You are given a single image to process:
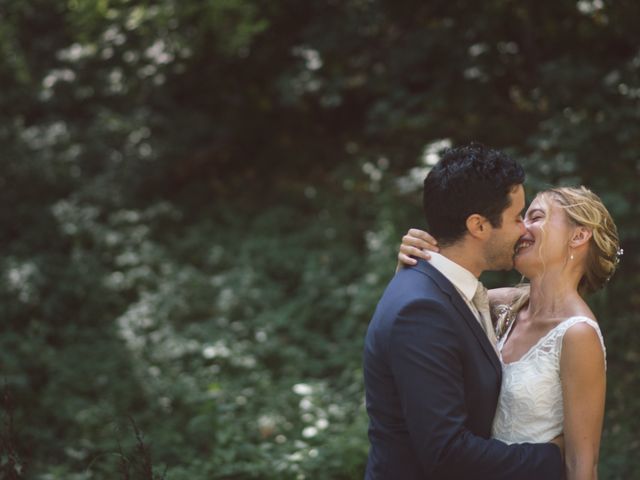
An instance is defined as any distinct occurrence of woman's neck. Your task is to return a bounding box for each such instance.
[525,269,584,322]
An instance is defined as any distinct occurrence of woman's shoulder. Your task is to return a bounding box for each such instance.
[559,316,607,371]
[559,315,606,362]
[560,314,602,337]
[557,302,599,334]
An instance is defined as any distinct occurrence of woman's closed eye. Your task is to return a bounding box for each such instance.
[526,208,545,222]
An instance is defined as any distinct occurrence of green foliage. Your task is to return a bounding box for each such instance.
[0,0,639,478]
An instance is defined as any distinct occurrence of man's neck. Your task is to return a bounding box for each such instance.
[438,243,484,278]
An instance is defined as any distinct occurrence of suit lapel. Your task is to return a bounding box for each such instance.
[412,260,502,377]
[449,292,502,377]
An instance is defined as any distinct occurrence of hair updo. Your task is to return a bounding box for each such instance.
[537,186,620,295]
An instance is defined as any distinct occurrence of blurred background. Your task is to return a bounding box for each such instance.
[1,0,638,478]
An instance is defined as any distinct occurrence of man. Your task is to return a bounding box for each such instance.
[363,144,563,479]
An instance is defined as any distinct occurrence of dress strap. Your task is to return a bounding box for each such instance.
[556,316,606,367]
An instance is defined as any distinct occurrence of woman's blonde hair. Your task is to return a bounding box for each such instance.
[538,186,620,295]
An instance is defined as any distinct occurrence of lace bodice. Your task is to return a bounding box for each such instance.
[491,312,606,444]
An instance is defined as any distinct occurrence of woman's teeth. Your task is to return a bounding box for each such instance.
[516,240,534,253]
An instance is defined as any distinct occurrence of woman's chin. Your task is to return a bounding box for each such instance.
[514,255,535,278]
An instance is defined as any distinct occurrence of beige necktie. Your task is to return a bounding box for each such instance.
[472,283,498,351]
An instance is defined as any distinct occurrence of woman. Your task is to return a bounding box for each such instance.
[396,186,621,480]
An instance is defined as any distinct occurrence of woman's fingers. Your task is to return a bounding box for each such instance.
[408,228,437,244]
[399,244,432,262]
[408,228,438,246]
[402,230,439,252]
[397,252,418,266]
[396,228,438,271]
[401,234,425,249]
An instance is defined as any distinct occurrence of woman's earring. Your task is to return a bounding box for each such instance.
[570,253,574,260]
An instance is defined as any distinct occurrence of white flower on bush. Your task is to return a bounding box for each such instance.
[315,418,329,430]
[292,383,313,395]
[202,341,230,359]
[302,426,318,438]
[299,398,313,411]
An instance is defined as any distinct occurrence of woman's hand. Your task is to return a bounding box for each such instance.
[396,228,439,272]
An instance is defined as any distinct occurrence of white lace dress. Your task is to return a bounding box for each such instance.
[491,311,606,444]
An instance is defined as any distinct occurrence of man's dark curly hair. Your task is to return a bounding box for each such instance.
[422,143,525,246]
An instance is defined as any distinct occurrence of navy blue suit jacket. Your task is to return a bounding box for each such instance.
[363,259,563,479]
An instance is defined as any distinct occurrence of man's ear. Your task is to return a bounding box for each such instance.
[569,226,592,248]
[466,214,488,239]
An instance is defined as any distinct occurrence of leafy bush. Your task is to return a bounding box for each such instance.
[1,1,639,478]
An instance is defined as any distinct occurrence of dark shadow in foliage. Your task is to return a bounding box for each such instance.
[116,416,167,480]
[0,383,25,480]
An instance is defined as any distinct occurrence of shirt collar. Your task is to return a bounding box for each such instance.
[427,251,479,302]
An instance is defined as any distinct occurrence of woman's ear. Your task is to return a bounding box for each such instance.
[569,226,592,248]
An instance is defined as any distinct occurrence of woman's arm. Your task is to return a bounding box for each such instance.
[487,287,520,308]
[560,323,606,480]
